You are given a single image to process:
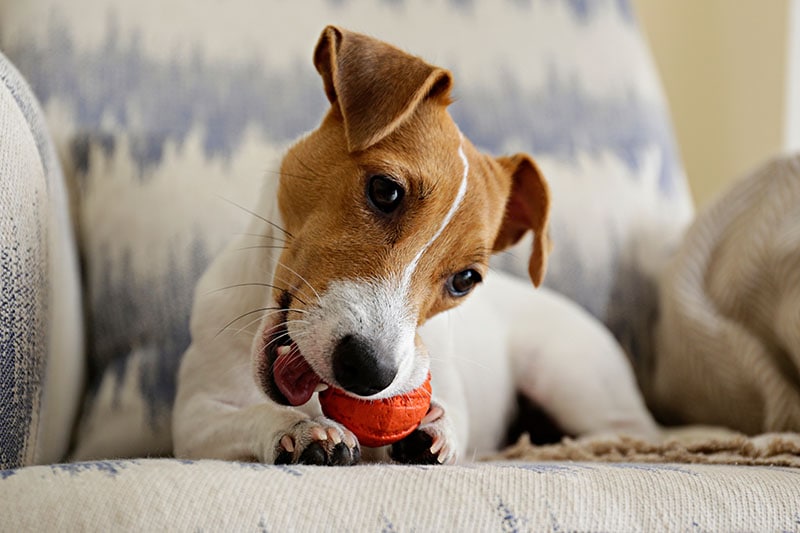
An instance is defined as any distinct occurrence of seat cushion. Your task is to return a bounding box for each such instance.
[1,459,798,530]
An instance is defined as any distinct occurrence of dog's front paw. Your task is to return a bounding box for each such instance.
[274,417,361,466]
[390,403,457,465]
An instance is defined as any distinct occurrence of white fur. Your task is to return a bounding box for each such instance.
[295,278,425,400]
[173,136,658,465]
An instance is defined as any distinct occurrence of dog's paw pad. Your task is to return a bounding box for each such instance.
[390,429,439,464]
[331,442,358,465]
[390,404,457,465]
[274,418,360,466]
[298,441,328,465]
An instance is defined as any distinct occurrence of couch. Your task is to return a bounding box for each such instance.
[2,1,799,529]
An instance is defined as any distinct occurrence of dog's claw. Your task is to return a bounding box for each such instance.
[280,435,295,453]
[390,401,457,465]
[430,435,444,454]
[421,405,444,425]
[311,427,328,441]
[437,444,455,465]
[327,427,342,444]
[343,430,357,449]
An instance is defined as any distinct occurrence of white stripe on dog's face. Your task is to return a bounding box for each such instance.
[288,137,471,397]
[400,136,469,291]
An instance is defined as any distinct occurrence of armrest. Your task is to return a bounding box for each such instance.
[0,51,84,468]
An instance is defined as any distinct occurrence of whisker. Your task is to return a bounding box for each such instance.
[235,232,290,244]
[276,261,321,302]
[263,328,310,352]
[231,312,310,340]
[216,194,294,239]
[215,307,283,338]
[234,245,290,252]
[234,253,319,308]
[263,319,310,342]
[205,283,308,307]
[270,270,318,308]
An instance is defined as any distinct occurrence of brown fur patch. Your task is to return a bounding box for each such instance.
[274,25,550,327]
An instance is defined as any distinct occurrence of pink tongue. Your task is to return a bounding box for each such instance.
[273,348,322,406]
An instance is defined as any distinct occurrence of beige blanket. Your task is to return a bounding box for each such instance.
[492,429,800,467]
[647,154,800,434]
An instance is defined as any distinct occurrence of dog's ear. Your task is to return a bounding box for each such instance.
[313,25,453,152]
[492,154,552,287]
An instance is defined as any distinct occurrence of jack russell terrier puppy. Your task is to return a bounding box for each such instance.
[173,26,658,465]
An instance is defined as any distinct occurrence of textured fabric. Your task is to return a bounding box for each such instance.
[652,154,800,433]
[0,52,48,469]
[495,430,800,467]
[0,51,84,467]
[1,459,799,531]
[0,0,693,459]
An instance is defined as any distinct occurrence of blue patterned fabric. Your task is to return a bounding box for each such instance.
[0,50,83,468]
[0,0,693,459]
[1,459,799,530]
[0,52,49,469]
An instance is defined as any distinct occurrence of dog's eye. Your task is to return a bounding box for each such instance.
[367,175,404,214]
[446,269,482,297]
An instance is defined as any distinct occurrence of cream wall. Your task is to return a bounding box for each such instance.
[633,0,790,207]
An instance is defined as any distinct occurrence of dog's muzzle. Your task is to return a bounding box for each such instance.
[260,317,399,405]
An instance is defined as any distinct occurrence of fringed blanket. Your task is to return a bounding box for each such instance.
[492,429,800,467]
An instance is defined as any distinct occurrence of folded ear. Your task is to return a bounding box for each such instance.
[313,25,453,152]
[492,154,552,287]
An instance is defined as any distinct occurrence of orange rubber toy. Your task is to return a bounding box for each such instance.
[318,374,432,448]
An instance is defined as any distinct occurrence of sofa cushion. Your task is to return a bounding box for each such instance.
[0,51,83,467]
[1,459,799,530]
[0,0,693,459]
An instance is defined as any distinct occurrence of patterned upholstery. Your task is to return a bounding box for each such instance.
[0,0,693,460]
[2,459,800,531]
[0,51,83,468]
[2,3,799,530]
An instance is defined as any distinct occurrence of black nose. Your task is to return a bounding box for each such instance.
[332,335,397,397]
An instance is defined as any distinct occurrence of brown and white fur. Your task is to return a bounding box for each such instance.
[173,26,658,465]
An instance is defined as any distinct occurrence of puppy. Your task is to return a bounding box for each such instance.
[173,26,657,465]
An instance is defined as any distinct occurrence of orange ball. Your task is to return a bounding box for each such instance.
[319,374,432,448]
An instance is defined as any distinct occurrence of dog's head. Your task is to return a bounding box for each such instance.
[255,26,550,406]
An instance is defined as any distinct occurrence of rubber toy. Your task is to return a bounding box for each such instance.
[319,373,432,447]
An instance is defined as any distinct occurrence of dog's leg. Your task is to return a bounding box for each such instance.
[174,344,361,465]
[482,271,660,440]
[173,230,363,466]
[389,314,469,464]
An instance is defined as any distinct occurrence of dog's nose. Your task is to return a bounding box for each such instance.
[332,334,397,397]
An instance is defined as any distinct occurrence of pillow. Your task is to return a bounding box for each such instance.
[0,0,693,458]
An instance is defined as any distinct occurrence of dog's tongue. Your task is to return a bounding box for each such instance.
[273,348,322,406]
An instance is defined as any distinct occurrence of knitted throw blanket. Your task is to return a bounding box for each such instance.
[649,154,800,433]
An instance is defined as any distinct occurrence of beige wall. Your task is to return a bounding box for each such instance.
[633,0,790,207]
